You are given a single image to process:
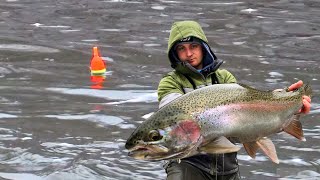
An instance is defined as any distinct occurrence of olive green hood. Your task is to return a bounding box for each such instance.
[168,21,208,52]
[167,21,223,77]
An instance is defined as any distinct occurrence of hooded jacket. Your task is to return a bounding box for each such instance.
[157,21,239,175]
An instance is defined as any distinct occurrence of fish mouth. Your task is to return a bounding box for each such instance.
[128,146,186,161]
[127,136,203,161]
[127,143,171,160]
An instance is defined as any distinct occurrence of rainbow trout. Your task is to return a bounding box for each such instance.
[125,83,312,164]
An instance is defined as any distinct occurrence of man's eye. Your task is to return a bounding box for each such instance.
[191,44,199,49]
[176,46,185,52]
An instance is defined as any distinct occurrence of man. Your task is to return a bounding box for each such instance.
[157,20,311,180]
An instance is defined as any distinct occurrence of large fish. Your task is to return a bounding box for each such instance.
[125,83,312,164]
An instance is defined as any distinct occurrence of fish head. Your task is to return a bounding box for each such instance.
[125,114,202,160]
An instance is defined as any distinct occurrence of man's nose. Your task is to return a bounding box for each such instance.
[186,48,193,57]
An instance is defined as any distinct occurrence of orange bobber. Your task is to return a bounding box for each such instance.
[90,46,106,75]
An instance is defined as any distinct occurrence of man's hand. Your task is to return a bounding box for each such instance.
[287,80,311,114]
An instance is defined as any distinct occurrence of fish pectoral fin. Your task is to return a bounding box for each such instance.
[243,142,259,159]
[200,136,240,154]
[283,115,306,141]
[256,137,279,164]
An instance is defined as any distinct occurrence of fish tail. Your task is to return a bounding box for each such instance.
[302,83,312,97]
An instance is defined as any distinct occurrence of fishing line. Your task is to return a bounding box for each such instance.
[222,153,225,180]
[215,155,218,180]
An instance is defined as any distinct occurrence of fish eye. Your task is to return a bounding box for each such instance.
[148,130,162,141]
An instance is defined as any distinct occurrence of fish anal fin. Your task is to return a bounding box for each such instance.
[257,137,279,164]
[283,115,306,141]
[243,142,260,159]
[200,136,240,154]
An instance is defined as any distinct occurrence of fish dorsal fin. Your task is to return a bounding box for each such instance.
[238,83,259,91]
[200,136,241,154]
[256,137,279,164]
[238,83,271,93]
[243,142,260,159]
[283,115,306,141]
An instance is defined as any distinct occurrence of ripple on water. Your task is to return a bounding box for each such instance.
[265,78,283,83]
[0,173,42,180]
[151,6,166,10]
[280,158,311,166]
[250,170,277,178]
[59,29,81,33]
[98,28,129,32]
[269,71,284,77]
[45,114,135,128]
[46,88,157,104]
[0,149,70,172]
[0,44,60,53]
[279,170,320,180]
[143,43,162,47]
[280,146,320,153]
[236,154,269,163]
[45,164,111,180]
[0,113,18,118]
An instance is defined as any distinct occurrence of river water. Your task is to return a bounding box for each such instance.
[0,0,319,179]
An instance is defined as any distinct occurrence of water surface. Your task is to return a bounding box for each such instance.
[0,0,320,179]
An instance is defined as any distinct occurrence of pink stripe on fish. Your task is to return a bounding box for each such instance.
[169,120,201,144]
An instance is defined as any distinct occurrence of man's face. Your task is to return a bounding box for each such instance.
[176,43,203,70]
